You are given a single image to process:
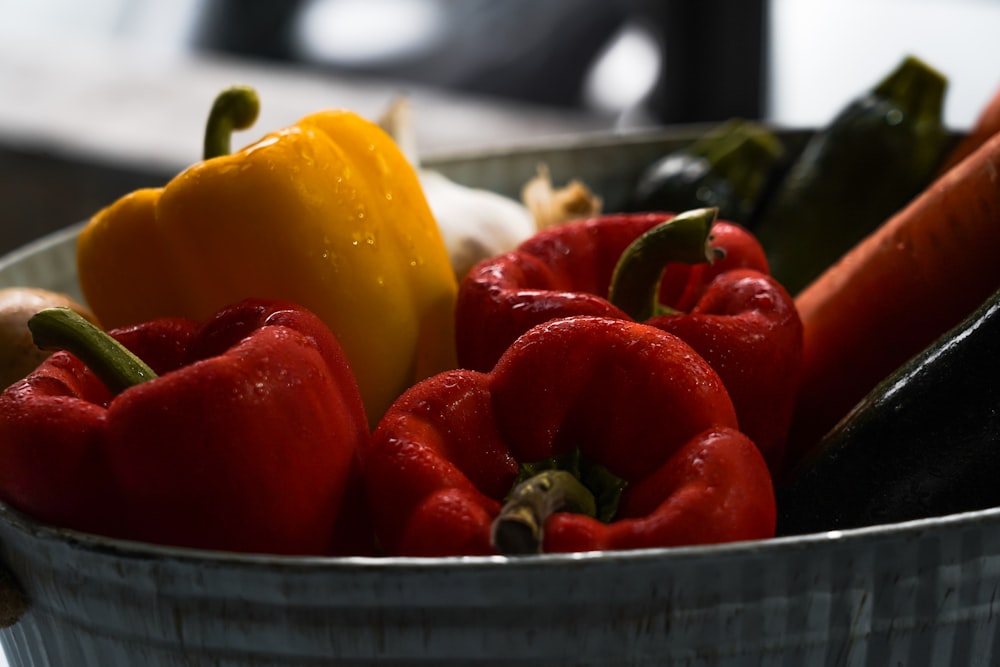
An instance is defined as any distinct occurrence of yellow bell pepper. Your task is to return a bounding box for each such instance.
[77,86,458,424]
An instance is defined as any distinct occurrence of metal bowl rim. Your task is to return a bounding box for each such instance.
[2,499,997,572]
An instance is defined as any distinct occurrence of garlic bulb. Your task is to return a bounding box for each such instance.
[418,169,538,279]
[379,97,536,280]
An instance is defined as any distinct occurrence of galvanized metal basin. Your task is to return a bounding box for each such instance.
[0,129,993,666]
[0,499,997,666]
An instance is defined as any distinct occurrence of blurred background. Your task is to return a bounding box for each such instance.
[1,0,999,256]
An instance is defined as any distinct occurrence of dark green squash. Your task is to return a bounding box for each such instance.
[626,119,784,225]
[754,55,950,295]
[776,286,1000,536]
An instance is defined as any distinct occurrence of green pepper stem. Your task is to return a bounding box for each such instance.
[203,85,261,160]
[607,207,719,322]
[28,307,157,396]
[490,469,597,556]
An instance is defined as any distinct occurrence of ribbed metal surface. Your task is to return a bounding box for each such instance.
[0,129,993,666]
[0,503,998,666]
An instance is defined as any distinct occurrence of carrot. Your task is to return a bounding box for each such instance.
[937,80,1000,173]
[783,128,1000,472]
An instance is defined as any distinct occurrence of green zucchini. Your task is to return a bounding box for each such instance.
[776,286,1000,536]
[626,119,784,224]
[754,55,949,295]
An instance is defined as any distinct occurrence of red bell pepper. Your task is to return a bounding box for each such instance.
[366,315,776,557]
[456,208,802,471]
[0,299,372,556]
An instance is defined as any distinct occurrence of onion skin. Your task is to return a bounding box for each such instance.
[0,287,97,389]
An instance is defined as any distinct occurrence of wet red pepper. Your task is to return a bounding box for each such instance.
[366,315,776,557]
[0,299,372,555]
[456,209,802,471]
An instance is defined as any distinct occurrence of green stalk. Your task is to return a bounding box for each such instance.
[491,469,597,556]
[28,307,157,396]
[702,123,784,211]
[203,85,261,160]
[872,55,948,172]
[607,207,719,321]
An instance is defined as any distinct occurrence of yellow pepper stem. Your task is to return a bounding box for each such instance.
[203,85,261,160]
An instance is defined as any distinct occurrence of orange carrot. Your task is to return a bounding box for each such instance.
[784,128,1000,472]
[938,80,1000,173]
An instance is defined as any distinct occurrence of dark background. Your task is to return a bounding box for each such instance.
[1,0,996,257]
